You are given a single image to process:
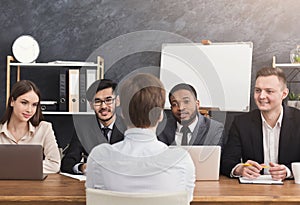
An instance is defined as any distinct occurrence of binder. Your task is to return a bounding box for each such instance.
[79,68,87,112]
[68,69,80,112]
[40,101,58,111]
[58,68,68,111]
[86,68,97,112]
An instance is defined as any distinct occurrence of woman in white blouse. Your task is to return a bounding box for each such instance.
[0,80,60,173]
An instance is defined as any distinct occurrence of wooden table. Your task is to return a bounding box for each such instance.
[0,174,85,205]
[0,174,300,204]
[192,176,300,205]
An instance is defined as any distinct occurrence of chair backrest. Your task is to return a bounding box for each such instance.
[86,188,189,205]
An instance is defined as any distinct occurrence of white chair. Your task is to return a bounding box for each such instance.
[86,188,189,205]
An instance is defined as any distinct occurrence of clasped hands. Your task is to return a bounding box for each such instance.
[234,160,287,180]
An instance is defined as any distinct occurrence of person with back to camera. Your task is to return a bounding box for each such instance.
[86,73,195,202]
[158,83,224,146]
[0,80,60,173]
[61,79,125,175]
[221,67,300,180]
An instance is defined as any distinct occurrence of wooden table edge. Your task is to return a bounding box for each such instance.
[193,196,300,202]
[0,196,85,202]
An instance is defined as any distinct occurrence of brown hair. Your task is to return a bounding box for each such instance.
[256,67,287,89]
[118,73,165,128]
[1,80,43,126]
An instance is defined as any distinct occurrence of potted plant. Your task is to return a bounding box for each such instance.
[287,91,300,109]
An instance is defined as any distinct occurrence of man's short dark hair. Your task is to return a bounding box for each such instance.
[168,83,197,103]
[86,79,117,102]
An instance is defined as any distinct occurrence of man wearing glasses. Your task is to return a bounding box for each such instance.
[61,79,125,174]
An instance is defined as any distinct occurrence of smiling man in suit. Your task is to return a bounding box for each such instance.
[221,67,300,181]
[158,83,224,146]
[61,79,125,174]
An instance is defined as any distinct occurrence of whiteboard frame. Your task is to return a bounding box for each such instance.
[160,42,253,112]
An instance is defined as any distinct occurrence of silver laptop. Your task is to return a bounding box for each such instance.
[0,144,47,180]
[181,145,221,180]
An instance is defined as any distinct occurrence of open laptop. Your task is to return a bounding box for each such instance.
[0,144,47,180]
[181,145,221,180]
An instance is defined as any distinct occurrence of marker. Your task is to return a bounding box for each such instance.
[243,163,270,169]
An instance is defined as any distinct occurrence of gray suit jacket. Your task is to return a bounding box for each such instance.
[158,113,224,146]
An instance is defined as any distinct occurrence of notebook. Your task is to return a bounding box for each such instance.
[239,175,283,185]
[0,144,47,180]
[181,145,221,180]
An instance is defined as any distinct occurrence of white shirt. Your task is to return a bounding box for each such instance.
[175,116,198,145]
[86,127,195,202]
[261,110,282,174]
[261,108,291,177]
[99,122,114,142]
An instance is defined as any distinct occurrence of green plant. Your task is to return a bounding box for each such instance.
[288,92,300,101]
[294,55,300,63]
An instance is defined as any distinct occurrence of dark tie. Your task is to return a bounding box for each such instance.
[180,126,190,145]
[101,127,111,141]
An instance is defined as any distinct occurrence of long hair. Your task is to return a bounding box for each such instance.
[1,80,43,126]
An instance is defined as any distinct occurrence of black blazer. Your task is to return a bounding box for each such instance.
[158,113,224,146]
[221,105,300,177]
[61,115,125,174]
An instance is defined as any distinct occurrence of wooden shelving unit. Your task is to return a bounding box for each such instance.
[272,55,300,85]
[6,56,104,115]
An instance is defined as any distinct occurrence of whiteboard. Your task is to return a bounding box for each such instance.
[160,42,253,112]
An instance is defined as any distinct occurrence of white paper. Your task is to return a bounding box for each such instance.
[60,172,86,181]
[239,175,283,185]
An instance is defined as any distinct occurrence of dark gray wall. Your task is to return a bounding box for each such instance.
[1,0,300,146]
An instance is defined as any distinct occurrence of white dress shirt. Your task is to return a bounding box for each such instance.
[175,116,198,145]
[86,127,195,202]
[261,108,291,177]
[261,111,281,174]
[99,122,114,142]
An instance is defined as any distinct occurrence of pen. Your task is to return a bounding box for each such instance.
[243,163,270,169]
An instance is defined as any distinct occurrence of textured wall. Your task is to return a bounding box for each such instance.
[1,0,300,145]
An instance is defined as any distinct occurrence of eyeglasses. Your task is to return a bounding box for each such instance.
[92,97,115,106]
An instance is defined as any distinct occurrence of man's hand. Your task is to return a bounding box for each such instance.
[80,163,87,174]
[269,162,287,180]
[234,160,265,179]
